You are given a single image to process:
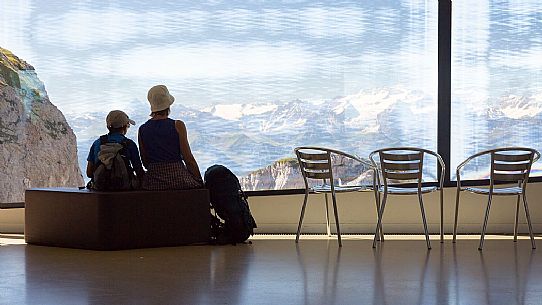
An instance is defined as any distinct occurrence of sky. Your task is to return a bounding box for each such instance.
[1,0,541,178]
[1,0,540,117]
[0,0,438,115]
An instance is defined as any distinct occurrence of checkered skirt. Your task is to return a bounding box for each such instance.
[143,161,203,190]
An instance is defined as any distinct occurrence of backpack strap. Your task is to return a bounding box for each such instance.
[88,135,109,190]
[99,134,109,145]
[100,135,129,153]
[119,139,135,175]
[95,135,110,169]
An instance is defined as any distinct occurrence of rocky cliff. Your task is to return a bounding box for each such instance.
[0,47,83,203]
[240,155,373,191]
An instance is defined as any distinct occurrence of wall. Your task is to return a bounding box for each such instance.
[1,184,542,235]
[251,184,542,234]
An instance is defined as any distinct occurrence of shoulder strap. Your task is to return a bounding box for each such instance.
[119,139,135,173]
[99,134,109,145]
[121,139,130,148]
[100,134,130,149]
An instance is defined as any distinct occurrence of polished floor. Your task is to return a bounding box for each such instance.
[1,234,541,305]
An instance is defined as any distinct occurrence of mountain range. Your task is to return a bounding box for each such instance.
[67,87,542,190]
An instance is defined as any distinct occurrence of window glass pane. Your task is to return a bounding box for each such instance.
[452,1,542,180]
[1,0,437,191]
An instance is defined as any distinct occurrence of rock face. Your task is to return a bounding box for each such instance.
[0,47,83,203]
[240,155,373,191]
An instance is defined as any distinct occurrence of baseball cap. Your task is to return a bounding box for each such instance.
[106,110,135,128]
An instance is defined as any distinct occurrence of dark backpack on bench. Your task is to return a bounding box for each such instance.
[204,164,257,244]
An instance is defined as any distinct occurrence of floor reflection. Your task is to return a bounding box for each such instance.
[0,238,540,304]
[477,244,535,305]
[22,244,237,304]
[296,241,343,305]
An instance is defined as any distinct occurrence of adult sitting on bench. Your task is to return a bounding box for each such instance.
[138,84,203,190]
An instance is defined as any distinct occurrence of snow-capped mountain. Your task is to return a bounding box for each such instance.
[202,103,278,121]
[494,94,542,119]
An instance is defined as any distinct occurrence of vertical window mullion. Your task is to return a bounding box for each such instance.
[438,0,452,184]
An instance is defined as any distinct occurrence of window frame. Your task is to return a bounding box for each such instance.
[246,0,542,196]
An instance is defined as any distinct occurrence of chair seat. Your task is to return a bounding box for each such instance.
[463,186,522,195]
[377,186,437,195]
[312,184,368,193]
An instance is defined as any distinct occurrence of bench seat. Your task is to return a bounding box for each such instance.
[25,187,210,250]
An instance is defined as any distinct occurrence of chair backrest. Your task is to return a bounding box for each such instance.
[294,147,333,188]
[373,148,424,186]
[490,148,537,184]
[369,147,445,190]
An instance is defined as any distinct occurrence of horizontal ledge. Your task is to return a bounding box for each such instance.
[0,202,24,209]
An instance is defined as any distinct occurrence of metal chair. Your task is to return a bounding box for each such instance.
[294,147,376,247]
[452,147,540,250]
[370,147,445,249]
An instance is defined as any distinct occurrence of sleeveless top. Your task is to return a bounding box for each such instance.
[138,118,183,164]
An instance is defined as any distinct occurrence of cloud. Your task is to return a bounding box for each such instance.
[30,5,368,49]
[34,8,139,49]
[297,6,366,38]
[0,0,35,61]
[84,42,314,79]
[490,47,542,70]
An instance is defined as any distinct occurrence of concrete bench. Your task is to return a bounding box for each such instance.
[25,187,211,250]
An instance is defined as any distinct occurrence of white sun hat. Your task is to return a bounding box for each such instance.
[147,85,175,112]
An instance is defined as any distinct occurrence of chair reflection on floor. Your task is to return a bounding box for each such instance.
[372,242,431,304]
[478,245,535,305]
[453,147,540,250]
[295,243,342,304]
[294,147,376,247]
[370,147,445,249]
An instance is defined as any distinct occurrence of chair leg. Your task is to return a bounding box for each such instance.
[373,193,388,248]
[378,191,384,241]
[514,194,520,242]
[295,190,310,243]
[324,193,331,237]
[418,193,431,250]
[330,191,342,247]
[522,192,536,249]
[440,189,444,243]
[373,188,384,242]
[453,187,461,243]
[373,173,384,241]
[478,193,493,250]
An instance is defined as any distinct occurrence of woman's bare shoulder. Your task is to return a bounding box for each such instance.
[174,119,186,127]
[174,120,187,135]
